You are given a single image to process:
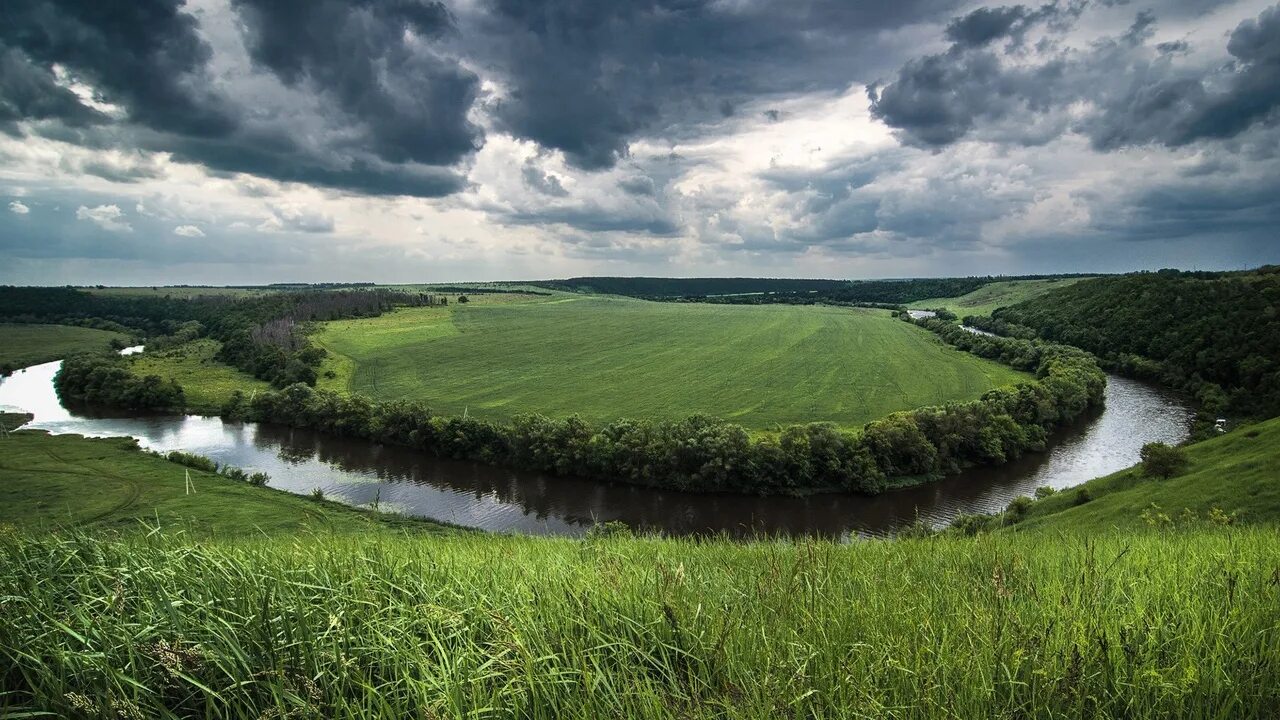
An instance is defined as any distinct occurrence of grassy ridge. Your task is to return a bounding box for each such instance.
[908,278,1089,319]
[314,296,1028,429]
[0,323,127,371]
[2,527,1277,718]
[0,429,444,536]
[1012,416,1280,533]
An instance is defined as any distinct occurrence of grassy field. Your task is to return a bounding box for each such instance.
[908,278,1091,319]
[1011,415,1280,533]
[0,426,443,536]
[0,323,128,371]
[314,296,1028,429]
[128,339,271,414]
[1,524,1276,718]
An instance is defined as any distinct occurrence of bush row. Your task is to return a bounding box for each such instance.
[227,321,1105,495]
[54,353,185,411]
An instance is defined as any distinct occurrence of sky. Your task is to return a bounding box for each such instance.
[1,0,1278,285]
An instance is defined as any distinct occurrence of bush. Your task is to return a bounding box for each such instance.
[1073,487,1093,505]
[166,451,217,473]
[1033,485,1056,499]
[1140,442,1189,479]
[247,472,270,487]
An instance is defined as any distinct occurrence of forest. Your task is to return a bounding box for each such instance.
[979,267,1280,418]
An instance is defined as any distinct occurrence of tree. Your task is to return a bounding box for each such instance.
[1140,442,1189,479]
[457,295,469,303]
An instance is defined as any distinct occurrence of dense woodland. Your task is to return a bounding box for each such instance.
[227,319,1103,495]
[526,277,852,297]
[978,268,1280,418]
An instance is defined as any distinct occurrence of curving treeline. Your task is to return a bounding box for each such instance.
[225,318,1105,495]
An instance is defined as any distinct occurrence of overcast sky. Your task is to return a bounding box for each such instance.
[1,0,1278,284]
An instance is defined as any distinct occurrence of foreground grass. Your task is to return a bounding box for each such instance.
[0,428,445,536]
[1011,415,1280,533]
[314,296,1028,429]
[1,527,1277,718]
[128,339,271,414]
[0,323,128,371]
[908,278,1090,319]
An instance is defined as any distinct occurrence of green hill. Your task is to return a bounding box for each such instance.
[1011,416,1280,533]
[990,267,1280,417]
[907,277,1090,319]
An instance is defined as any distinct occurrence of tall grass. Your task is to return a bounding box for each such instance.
[2,527,1277,718]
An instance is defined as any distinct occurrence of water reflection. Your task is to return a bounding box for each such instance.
[0,357,1192,538]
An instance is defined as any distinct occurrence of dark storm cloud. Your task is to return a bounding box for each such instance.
[231,0,482,166]
[0,0,473,198]
[474,0,967,169]
[0,0,232,136]
[872,2,1280,153]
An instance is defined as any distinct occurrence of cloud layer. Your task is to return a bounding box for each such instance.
[1,0,1278,283]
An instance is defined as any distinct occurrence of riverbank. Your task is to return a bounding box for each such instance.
[0,427,449,536]
[0,356,1191,536]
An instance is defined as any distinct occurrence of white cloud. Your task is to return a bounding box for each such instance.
[174,224,206,237]
[8,201,29,215]
[75,204,132,232]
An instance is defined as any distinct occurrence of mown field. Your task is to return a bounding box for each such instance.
[0,323,128,371]
[314,296,1028,429]
[908,278,1090,319]
[127,339,271,414]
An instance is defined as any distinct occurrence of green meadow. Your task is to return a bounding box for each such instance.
[314,296,1028,429]
[2,497,1277,717]
[0,323,128,371]
[908,278,1091,319]
[127,339,271,414]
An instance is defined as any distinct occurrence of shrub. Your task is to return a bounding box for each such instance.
[1073,487,1092,505]
[166,451,217,473]
[247,472,270,486]
[1140,442,1189,479]
[1033,485,1056,499]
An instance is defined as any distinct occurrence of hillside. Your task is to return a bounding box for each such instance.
[991,268,1280,417]
[907,277,1089,319]
[0,323,128,372]
[2,520,1276,717]
[311,295,1028,429]
[1010,416,1280,533]
[0,426,444,536]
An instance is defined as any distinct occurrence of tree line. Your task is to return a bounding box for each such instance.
[973,267,1280,419]
[0,286,436,389]
[212,318,1104,495]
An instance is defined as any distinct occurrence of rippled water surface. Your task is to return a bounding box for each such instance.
[0,352,1192,537]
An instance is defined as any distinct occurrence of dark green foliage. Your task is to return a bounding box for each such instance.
[1140,442,1189,479]
[54,353,184,411]
[0,286,447,390]
[165,451,217,473]
[991,267,1280,417]
[242,322,1104,495]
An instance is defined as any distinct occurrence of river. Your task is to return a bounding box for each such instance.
[0,351,1193,538]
